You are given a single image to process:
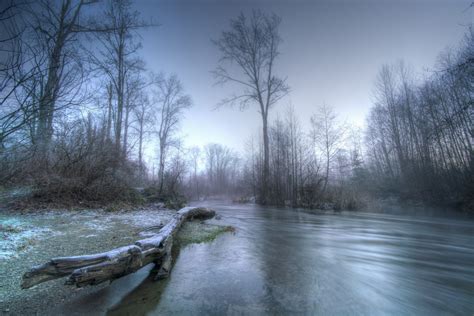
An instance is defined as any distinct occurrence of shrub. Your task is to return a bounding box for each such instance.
[6,118,144,208]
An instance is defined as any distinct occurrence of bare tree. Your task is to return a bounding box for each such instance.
[310,104,347,194]
[204,143,240,196]
[164,143,188,198]
[188,146,201,199]
[132,91,153,178]
[25,0,101,154]
[213,10,290,204]
[151,73,192,194]
[0,0,30,146]
[122,69,144,157]
[91,0,150,157]
[105,82,113,141]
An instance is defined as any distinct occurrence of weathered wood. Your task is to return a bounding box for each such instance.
[21,207,215,289]
[155,239,173,280]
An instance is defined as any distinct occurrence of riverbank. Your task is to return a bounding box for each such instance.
[0,206,231,315]
[231,194,473,216]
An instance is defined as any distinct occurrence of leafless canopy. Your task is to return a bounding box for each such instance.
[213,10,289,204]
[213,10,289,113]
[152,73,192,194]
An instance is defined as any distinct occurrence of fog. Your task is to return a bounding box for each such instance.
[136,0,471,152]
[1,1,473,314]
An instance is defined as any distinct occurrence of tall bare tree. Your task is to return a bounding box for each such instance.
[122,70,144,157]
[188,146,201,199]
[0,0,30,147]
[310,104,347,194]
[151,73,192,194]
[91,0,150,157]
[132,92,153,178]
[213,10,289,204]
[27,0,100,154]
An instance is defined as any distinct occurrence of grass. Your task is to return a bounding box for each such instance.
[0,224,24,234]
[16,238,37,252]
[176,221,235,246]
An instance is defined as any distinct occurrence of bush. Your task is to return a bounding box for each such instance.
[6,118,144,208]
[142,186,162,203]
[142,185,187,210]
[164,195,187,210]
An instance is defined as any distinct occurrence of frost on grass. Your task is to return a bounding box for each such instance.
[0,207,175,315]
[0,216,51,259]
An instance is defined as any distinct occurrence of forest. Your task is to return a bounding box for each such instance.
[0,0,472,212]
[1,1,474,315]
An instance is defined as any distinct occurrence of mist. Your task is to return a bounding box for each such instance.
[1,0,473,315]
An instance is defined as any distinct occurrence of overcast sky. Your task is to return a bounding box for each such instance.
[134,0,472,153]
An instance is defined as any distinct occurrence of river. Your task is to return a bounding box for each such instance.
[61,201,474,315]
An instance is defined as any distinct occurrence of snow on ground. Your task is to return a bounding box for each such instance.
[0,207,175,315]
[0,216,52,260]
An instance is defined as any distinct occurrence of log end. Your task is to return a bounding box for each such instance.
[21,262,67,289]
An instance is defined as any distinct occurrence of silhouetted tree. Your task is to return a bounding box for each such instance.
[151,73,192,194]
[213,10,290,204]
[310,104,347,194]
[91,0,150,158]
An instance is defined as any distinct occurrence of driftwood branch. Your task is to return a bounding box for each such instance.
[21,207,215,289]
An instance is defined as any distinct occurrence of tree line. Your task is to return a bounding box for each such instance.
[210,11,473,209]
[1,2,472,210]
[365,31,473,207]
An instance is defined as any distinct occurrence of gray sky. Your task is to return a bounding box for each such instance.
[136,0,472,153]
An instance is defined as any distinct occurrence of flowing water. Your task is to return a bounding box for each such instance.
[62,201,474,315]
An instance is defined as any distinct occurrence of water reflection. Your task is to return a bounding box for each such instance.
[62,202,474,315]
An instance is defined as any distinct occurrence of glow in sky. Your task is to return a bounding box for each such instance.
[135,0,472,154]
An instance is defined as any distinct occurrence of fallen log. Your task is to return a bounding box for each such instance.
[21,206,215,289]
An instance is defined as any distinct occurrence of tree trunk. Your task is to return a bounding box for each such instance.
[36,31,64,154]
[122,101,130,157]
[35,0,80,155]
[322,148,330,194]
[138,121,144,177]
[262,112,270,204]
[21,207,215,289]
[115,90,123,156]
[158,142,166,194]
[114,38,125,157]
[106,83,113,141]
